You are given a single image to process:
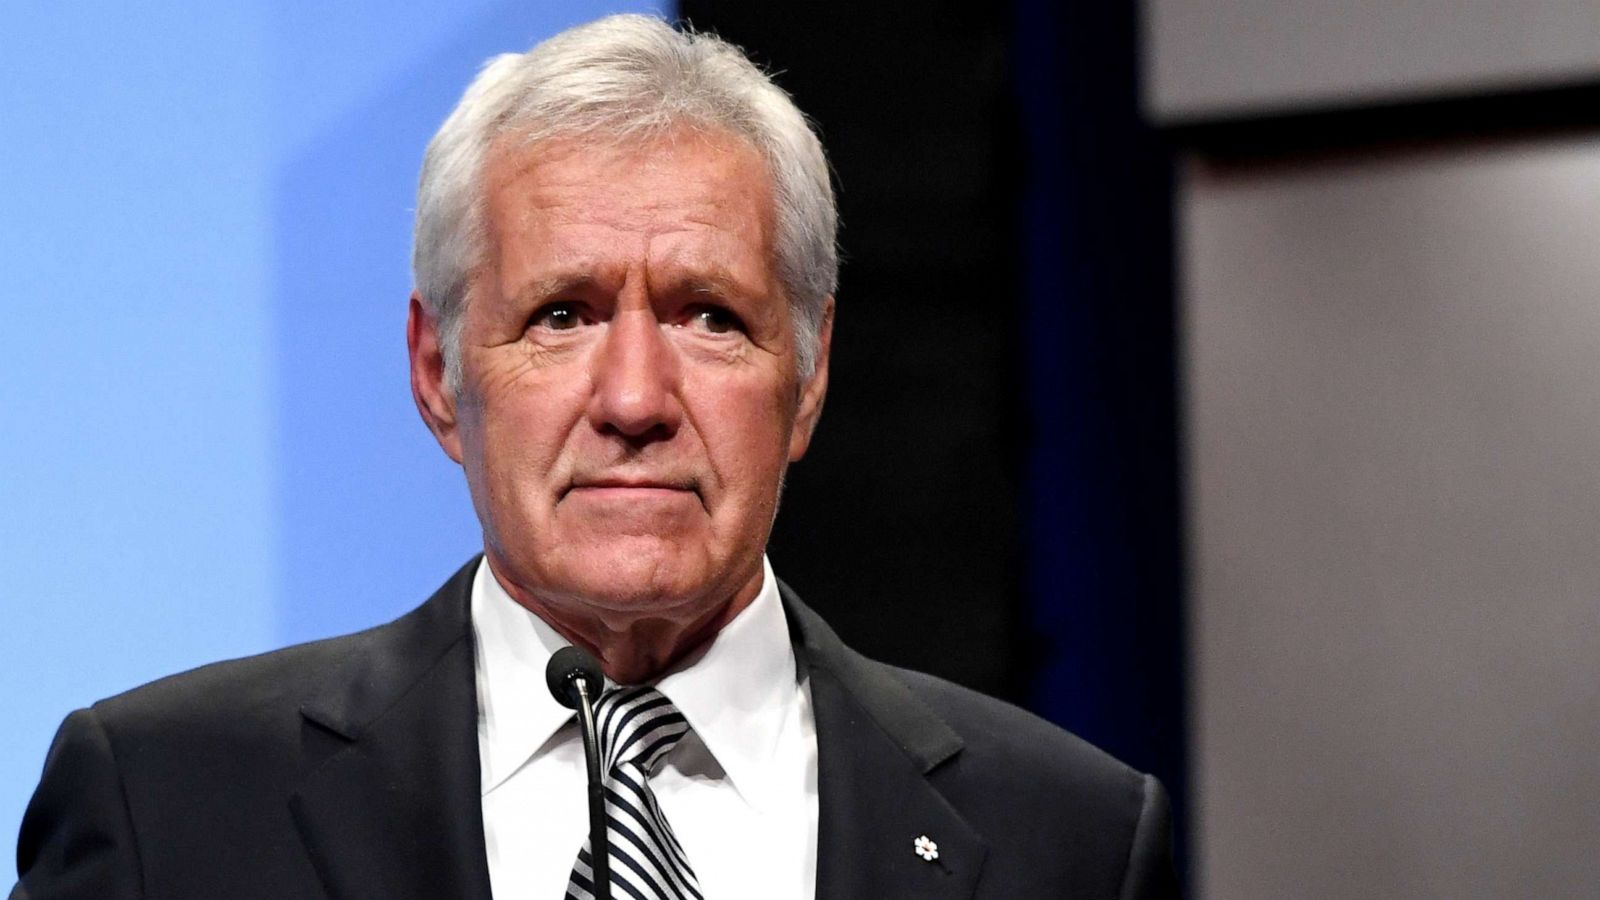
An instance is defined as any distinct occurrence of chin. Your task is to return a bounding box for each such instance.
[553,540,717,613]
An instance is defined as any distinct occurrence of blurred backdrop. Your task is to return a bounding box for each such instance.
[5,2,1599,897]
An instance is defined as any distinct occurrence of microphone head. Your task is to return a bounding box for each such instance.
[546,645,605,710]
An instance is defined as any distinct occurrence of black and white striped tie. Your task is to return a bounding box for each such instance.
[567,686,703,900]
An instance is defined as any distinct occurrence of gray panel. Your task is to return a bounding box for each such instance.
[1183,137,1600,898]
[1144,0,1600,122]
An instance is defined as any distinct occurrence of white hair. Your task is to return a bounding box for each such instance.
[412,14,838,394]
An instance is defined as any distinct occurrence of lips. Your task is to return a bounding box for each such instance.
[562,475,700,499]
[575,478,692,490]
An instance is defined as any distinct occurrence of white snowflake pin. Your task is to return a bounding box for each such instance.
[913,834,939,862]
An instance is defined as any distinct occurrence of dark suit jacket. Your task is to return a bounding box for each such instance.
[13,559,1179,899]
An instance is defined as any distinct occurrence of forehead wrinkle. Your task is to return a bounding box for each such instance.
[643,236,765,299]
[644,212,769,275]
[517,152,742,228]
[497,236,630,302]
[487,129,781,313]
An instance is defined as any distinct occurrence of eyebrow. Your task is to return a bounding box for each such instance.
[510,273,605,306]
[658,268,763,301]
[509,266,766,306]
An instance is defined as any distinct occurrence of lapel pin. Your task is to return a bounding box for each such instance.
[913,835,939,862]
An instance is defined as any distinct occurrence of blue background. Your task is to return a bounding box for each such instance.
[0,0,663,847]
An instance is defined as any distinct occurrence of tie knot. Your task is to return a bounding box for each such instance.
[594,686,690,775]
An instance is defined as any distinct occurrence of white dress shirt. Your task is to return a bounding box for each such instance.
[472,556,819,899]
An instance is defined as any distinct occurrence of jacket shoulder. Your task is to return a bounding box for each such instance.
[89,557,477,745]
[886,663,1148,807]
[880,663,1177,897]
[15,560,481,899]
[91,624,381,737]
[782,582,1153,823]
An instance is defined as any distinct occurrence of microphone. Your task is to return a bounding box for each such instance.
[546,646,611,900]
[546,645,605,710]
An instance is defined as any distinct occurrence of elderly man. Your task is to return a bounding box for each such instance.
[13,15,1178,900]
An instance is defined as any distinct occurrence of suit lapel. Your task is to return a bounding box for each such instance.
[289,560,493,900]
[784,585,988,900]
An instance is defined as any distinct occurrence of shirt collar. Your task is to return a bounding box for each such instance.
[472,558,576,796]
[471,555,800,809]
[654,555,799,810]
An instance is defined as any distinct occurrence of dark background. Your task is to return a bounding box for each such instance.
[682,0,1189,879]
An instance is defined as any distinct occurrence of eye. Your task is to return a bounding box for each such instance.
[529,301,584,332]
[685,305,745,335]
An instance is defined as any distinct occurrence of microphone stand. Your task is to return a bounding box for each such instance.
[547,646,611,900]
[572,676,611,900]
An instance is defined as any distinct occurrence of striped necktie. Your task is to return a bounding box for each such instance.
[567,686,703,900]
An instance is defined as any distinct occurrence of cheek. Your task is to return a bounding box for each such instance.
[698,378,799,496]
[468,369,588,499]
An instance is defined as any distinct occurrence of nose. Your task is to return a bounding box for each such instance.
[587,306,683,442]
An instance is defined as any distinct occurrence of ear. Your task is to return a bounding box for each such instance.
[407,292,464,464]
[788,297,834,462]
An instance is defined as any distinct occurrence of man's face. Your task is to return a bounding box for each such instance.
[410,128,830,629]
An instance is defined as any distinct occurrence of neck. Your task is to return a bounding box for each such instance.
[486,557,765,684]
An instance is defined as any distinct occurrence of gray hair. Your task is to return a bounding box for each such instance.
[412,14,838,394]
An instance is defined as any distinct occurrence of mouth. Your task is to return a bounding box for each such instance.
[562,476,701,500]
